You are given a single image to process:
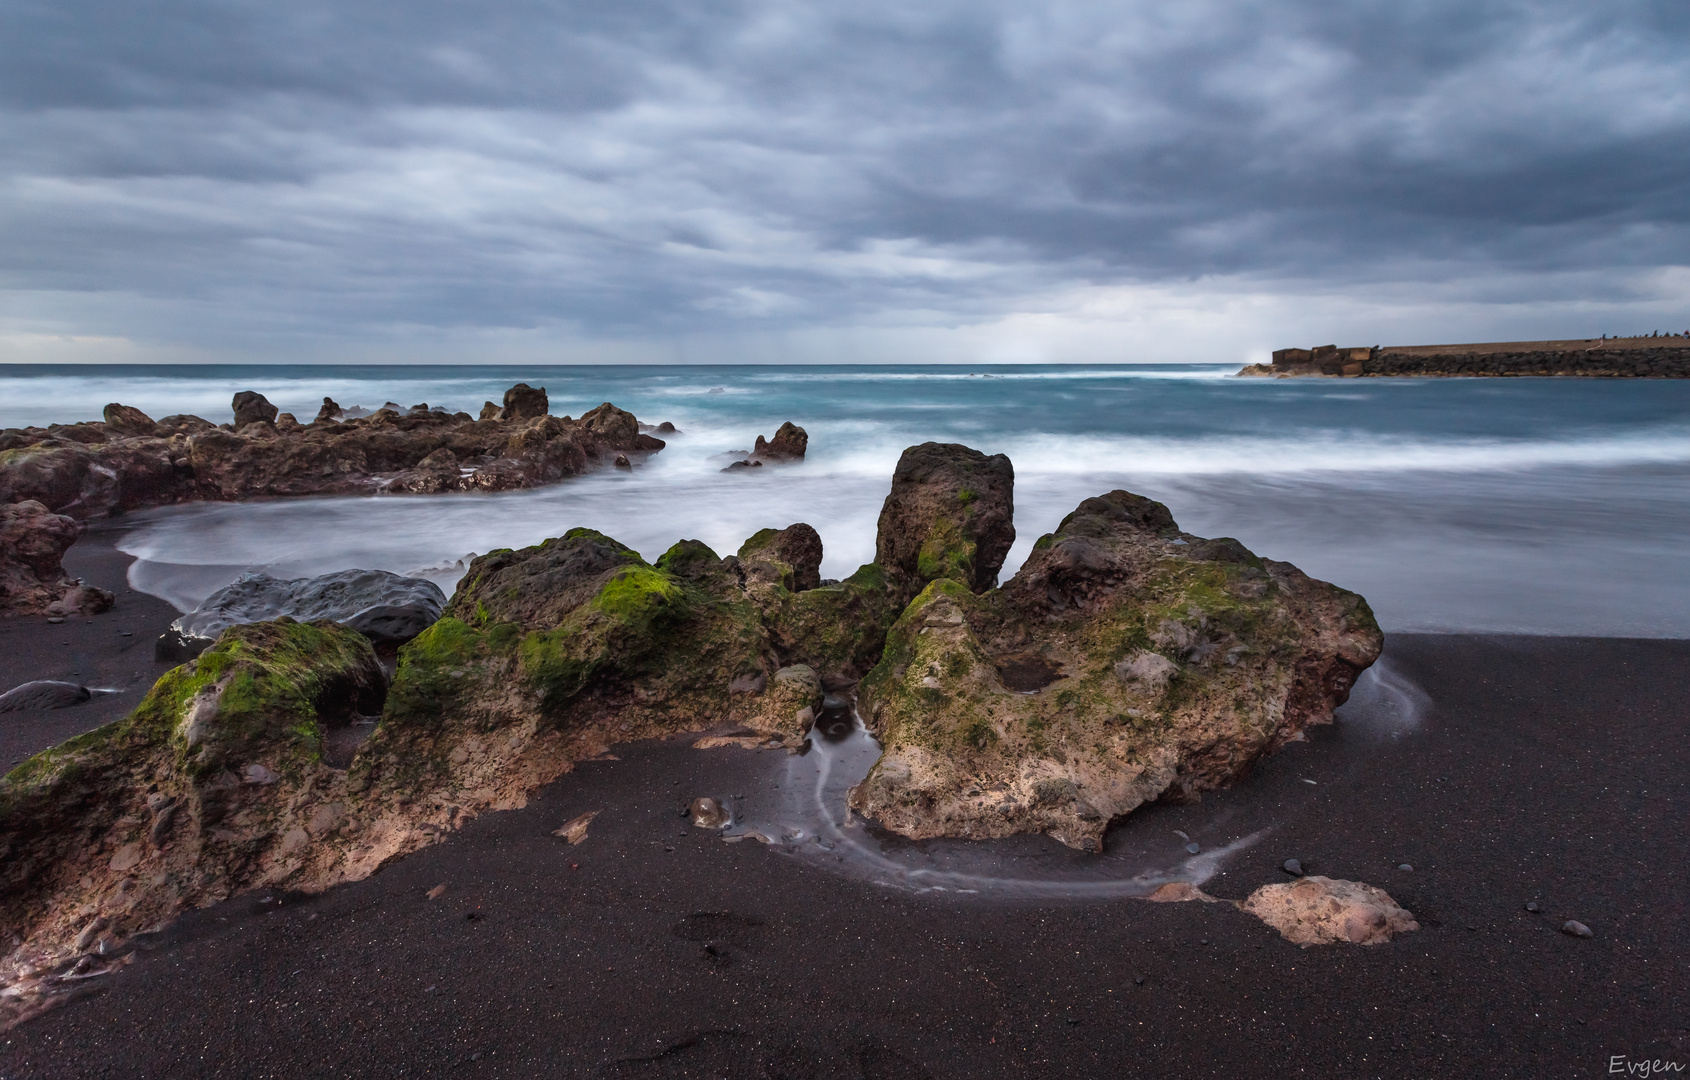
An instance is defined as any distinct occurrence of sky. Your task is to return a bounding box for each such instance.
[2,0,1687,365]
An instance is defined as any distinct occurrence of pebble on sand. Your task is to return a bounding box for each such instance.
[1561,920,1594,938]
[1397,863,1413,872]
[1283,859,1304,877]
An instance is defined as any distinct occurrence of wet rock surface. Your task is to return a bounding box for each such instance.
[159,569,448,660]
[852,483,1383,851]
[0,389,666,520]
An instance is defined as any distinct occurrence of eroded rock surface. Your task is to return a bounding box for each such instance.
[1240,876,1419,945]
[0,621,390,989]
[850,486,1382,850]
[0,391,665,520]
[875,442,1015,603]
[0,500,114,617]
[753,422,808,462]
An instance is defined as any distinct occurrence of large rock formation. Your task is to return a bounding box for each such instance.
[874,442,1015,602]
[0,621,389,984]
[850,485,1382,851]
[0,500,114,617]
[156,569,448,661]
[0,392,666,520]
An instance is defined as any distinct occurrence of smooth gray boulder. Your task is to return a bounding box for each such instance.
[0,681,92,713]
[156,569,447,662]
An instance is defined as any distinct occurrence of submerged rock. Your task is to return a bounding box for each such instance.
[0,389,665,519]
[0,681,92,713]
[0,500,114,618]
[157,569,448,661]
[850,482,1382,851]
[1240,876,1419,946]
[752,422,808,462]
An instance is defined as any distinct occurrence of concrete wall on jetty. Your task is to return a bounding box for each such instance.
[1245,336,1690,378]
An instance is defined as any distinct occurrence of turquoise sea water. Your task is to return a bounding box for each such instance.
[5,363,1689,636]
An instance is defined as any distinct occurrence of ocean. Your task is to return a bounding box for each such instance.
[4,362,1688,637]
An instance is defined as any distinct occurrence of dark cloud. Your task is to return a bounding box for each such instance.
[1,0,1686,355]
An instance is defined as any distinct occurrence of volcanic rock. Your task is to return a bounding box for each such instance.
[0,500,113,617]
[0,389,666,519]
[0,681,93,713]
[231,391,279,427]
[874,442,1015,603]
[752,422,808,462]
[101,404,157,438]
[315,398,343,423]
[385,528,812,747]
[1240,876,1419,946]
[0,621,388,979]
[850,483,1382,851]
[158,569,448,661]
[738,523,824,592]
[499,383,548,421]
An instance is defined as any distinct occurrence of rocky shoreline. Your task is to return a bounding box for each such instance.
[0,383,666,522]
[0,436,1403,1018]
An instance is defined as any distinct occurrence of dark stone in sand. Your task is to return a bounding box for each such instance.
[164,569,447,656]
[874,441,1016,600]
[231,391,278,427]
[1562,920,1594,938]
[0,680,92,713]
[1284,859,1304,876]
[1525,901,1541,912]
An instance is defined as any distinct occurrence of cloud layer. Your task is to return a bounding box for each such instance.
[3,0,1688,361]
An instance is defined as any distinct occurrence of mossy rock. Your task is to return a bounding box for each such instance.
[852,489,1383,851]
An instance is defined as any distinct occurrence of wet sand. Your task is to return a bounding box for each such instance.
[0,536,1685,1076]
[0,525,179,770]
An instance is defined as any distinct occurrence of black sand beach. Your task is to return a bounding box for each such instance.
[0,535,1684,1078]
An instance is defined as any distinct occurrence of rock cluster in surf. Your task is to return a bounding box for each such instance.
[0,386,665,520]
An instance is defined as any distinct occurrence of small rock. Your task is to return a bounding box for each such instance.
[690,797,730,829]
[1524,901,1541,913]
[1282,859,1303,877]
[613,453,631,469]
[1561,920,1594,938]
[243,763,279,785]
[426,884,447,900]
[73,916,110,952]
[46,617,64,624]
[0,680,92,713]
[1241,876,1419,946]
[1397,863,1413,872]
[1185,842,1201,854]
[552,810,599,845]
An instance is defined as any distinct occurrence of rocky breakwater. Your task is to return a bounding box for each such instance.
[849,444,1383,852]
[0,385,667,520]
[0,500,114,618]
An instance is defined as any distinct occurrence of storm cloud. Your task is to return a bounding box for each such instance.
[2,0,1687,362]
